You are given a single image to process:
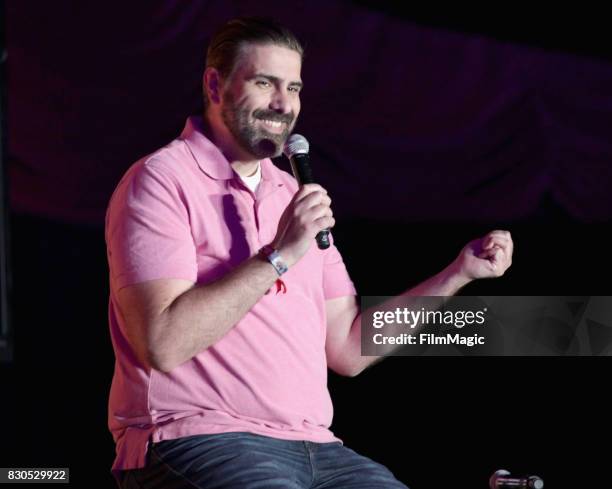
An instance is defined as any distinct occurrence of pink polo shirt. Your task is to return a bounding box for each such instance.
[105,116,357,475]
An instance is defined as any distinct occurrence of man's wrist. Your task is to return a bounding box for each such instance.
[443,261,473,292]
[258,245,289,276]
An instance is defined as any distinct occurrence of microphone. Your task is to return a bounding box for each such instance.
[489,469,544,489]
[283,134,330,250]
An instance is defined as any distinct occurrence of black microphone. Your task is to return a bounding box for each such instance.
[283,134,330,250]
[489,470,544,489]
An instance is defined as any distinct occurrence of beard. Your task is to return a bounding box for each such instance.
[221,91,296,159]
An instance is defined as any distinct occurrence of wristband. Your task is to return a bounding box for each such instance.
[258,245,288,276]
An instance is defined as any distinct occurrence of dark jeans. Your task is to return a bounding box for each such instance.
[118,432,409,489]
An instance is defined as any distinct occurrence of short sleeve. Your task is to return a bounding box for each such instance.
[322,233,357,300]
[105,161,197,290]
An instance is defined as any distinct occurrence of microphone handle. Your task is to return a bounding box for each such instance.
[289,154,330,250]
[496,478,527,488]
[495,476,544,489]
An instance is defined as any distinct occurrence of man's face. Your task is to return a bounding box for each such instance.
[220,43,302,159]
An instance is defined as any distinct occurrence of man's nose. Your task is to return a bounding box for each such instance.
[269,89,292,114]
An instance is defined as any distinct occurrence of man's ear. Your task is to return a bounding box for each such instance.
[203,67,222,104]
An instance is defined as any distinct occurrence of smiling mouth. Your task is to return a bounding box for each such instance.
[256,118,288,133]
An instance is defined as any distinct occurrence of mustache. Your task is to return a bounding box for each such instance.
[253,110,294,125]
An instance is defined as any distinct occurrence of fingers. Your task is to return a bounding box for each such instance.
[478,230,513,275]
[292,185,331,215]
[482,230,513,252]
[483,230,511,246]
[478,247,501,260]
[274,185,335,265]
[304,203,335,231]
[293,183,328,204]
[289,184,335,236]
[314,215,336,231]
[488,248,503,264]
[295,192,331,212]
[478,242,508,260]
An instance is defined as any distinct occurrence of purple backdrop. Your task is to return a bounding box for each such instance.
[6,1,612,223]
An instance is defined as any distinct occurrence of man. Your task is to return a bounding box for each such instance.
[106,17,513,489]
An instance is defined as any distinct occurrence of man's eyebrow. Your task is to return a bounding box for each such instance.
[252,73,303,88]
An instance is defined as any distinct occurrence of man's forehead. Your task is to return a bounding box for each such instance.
[235,43,302,79]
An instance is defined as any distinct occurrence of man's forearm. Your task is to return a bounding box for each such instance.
[397,261,471,297]
[343,263,471,376]
[154,255,279,371]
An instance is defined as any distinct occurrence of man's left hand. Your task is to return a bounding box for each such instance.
[452,230,514,282]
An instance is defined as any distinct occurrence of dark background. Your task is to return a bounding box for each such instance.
[2,1,611,488]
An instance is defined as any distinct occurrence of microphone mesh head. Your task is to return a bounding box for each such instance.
[529,476,544,489]
[283,134,309,157]
[489,470,511,489]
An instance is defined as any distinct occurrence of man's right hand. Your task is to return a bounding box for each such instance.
[271,183,335,268]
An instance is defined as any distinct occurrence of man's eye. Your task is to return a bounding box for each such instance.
[256,80,270,87]
[289,86,301,93]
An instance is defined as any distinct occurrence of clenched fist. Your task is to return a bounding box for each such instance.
[452,230,513,281]
[271,184,335,268]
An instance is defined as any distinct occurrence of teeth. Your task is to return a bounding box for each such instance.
[261,119,282,128]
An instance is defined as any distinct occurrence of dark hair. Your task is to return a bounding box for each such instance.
[204,17,304,106]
